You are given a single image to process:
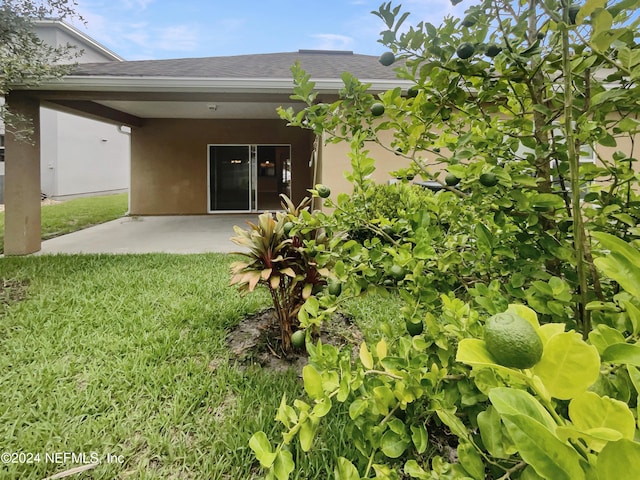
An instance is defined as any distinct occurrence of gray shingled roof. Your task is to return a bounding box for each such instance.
[71,50,401,80]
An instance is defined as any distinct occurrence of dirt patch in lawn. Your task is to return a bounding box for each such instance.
[0,279,30,314]
[227,308,363,371]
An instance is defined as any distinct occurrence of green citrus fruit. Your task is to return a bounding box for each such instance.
[283,221,294,236]
[461,13,478,27]
[445,173,461,186]
[291,330,306,349]
[484,312,543,369]
[485,43,502,57]
[479,172,498,187]
[407,85,420,98]
[389,265,405,281]
[316,184,331,198]
[379,51,396,66]
[327,279,342,296]
[371,102,386,117]
[456,42,475,60]
[406,319,424,336]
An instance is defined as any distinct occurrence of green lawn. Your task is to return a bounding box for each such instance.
[0,193,129,254]
[0,254,377,479]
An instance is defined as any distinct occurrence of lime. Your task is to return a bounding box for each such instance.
[283,221,294,236]
[456,42,475,60]
[484,312,543,369]
[407,85,420,98]
[389,265,405,281]
[327,279,342,297]
[406,319,424,336]
[371,102,386,117]
[445,173,461,186]
[479,172,498,187]
[291,330,306,349]
[485,43,502,58]
[461,13,478,27]
[379,51,396,66]
[316,184,331,198]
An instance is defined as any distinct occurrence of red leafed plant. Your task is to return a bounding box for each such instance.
[230,195,328,353]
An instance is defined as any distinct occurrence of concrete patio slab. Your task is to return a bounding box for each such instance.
[36,215,258,255]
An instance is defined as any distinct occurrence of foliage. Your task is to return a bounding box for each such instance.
[230,195,331,353]
[279,0,640,336]
[1,0,82,139]
[250,0,640,478]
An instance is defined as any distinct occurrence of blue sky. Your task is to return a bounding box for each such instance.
[70,0,466,60]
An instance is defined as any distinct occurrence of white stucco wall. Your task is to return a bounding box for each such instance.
[40,108,130,198]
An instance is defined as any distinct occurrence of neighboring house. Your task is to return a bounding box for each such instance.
[0,20,129,203]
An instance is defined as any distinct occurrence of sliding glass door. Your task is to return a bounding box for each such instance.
[208,144,291,212]
[208,145,254,211]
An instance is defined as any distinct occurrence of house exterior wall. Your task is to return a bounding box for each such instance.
[130,118,313,215]
[318,128,416,196]
[40,108,130,199]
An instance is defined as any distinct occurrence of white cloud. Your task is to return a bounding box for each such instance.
[309,33,354,51]
[157,25,200,52]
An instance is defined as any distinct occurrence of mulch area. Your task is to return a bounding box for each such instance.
[226,308,363,371]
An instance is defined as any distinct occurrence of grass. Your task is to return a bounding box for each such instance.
[0,193,129,253]
[0,254,367,479]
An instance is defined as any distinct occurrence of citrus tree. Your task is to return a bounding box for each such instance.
[246,0,640,478]
[280,0,640,336]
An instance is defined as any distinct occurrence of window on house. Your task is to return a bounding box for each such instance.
[0,134,5,162]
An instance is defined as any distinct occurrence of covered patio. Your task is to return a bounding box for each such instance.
[4,50,408,255]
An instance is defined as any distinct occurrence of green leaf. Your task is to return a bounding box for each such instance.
[476,223,494,251]
[457,442,485,480]
[588,324,627,355]
[568,391,636,451]
[592,232,640,298]
[456,339,529,381]
[436,409,469,440]
[627,365,640,396]
[623,300,640,335]
[501,414,585,480]
[380,428,411,458]
[273,449,294,480]
[404,460,430,479]
[489,388,556,431]
[302,364,325,400]
[410,424,429,454]
[506,304,540,329]
[477,406,514,459]
[602,343,640,366]
[538,323,566,345]
[597,440,640,480]
[359,342,374,369]
[249,431,276,468]
[299,417,318,452]
[532,332,600,399]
